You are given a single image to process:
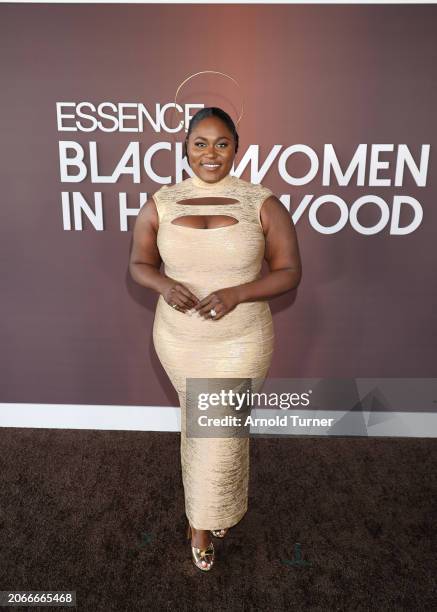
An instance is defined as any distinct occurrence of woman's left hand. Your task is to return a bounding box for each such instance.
[193,287,240,320]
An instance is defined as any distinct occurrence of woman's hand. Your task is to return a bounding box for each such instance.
[194,287,240,320]
[162,278,199,312]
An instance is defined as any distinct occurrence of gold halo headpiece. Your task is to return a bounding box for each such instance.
[172,70,244,131]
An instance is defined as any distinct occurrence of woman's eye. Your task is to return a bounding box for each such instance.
[194,142,228,147]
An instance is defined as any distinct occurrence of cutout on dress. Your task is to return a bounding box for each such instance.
[171,215,239,229]
[176,197,239,206]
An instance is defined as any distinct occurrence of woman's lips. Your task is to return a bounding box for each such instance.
[201,163,221,171]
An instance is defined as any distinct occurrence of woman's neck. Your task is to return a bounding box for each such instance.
[190,171,235,188]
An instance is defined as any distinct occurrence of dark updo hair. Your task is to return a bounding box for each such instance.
[182,107,239,166]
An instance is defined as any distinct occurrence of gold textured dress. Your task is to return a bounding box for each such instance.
[152,172,275,530]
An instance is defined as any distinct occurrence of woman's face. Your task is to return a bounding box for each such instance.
[186,116,236,183]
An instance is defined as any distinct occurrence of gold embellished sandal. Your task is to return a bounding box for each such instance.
[210,528,228,538]
[187,522,215,571]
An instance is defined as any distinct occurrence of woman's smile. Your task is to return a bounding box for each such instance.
[201,163,221,172]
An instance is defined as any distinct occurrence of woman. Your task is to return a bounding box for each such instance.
[129,107,302,571]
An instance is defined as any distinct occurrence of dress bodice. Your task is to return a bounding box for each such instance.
[152,173,273,300]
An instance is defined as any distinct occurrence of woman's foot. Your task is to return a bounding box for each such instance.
[187,524,214,571]
[211,528,229,538]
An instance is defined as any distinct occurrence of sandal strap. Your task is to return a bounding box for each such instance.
[193,543,214,556]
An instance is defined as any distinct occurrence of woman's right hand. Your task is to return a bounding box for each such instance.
[162,278,200,313]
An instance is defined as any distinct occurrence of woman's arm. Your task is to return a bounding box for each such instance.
[129,198,199,310]
[236,195,302,303]
[129,197,167,294]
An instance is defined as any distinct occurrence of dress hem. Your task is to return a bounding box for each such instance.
[186,505,248,531]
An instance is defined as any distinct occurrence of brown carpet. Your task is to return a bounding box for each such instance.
[0,429,435,611]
